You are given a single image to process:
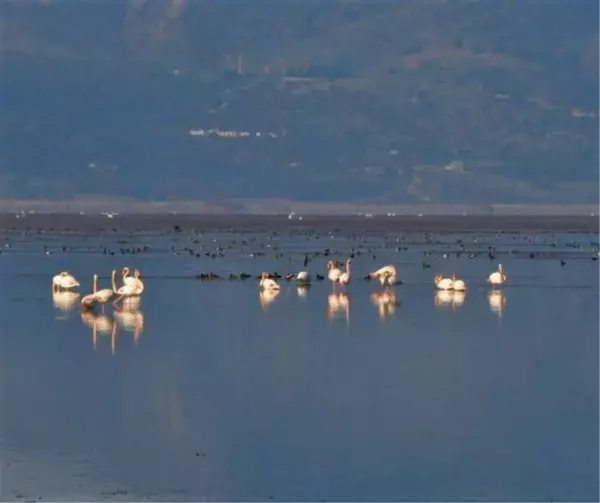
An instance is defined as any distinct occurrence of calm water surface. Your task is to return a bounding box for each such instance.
[1,227,598,501]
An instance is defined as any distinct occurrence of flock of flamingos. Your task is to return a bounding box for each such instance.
[51,260,508,332]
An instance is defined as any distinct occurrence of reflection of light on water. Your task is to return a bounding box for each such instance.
[114,305,145,344]
[434,290,466,311]
[370,290,399,320]
[80,300,145,353]
[81,311,117,354]
[52,291,80,314]
[488,290,507,320]
[296,285,309,299]
[259,289,280,310]
[122,295,142,312]
[327,292,351,324]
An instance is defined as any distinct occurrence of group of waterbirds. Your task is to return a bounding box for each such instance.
[259,260,508,292]
[52,267,145,311]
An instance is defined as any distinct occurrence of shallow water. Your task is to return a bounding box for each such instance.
[1,226,598,502]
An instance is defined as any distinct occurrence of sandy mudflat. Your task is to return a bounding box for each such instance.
[0,213,598,233]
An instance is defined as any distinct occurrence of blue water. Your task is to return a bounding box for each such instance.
[1,228,598,501]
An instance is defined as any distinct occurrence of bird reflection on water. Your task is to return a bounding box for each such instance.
[80,300,145,354]
[259,289,280,310]
[52,290,81,315]
[488,290,507,320]
[370,290,401,320]
[296,285,310,299]
[52,291,144,354]
[434,290,466,311]
[327,292,351,324]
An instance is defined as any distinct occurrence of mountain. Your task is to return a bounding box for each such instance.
[1,0,598,204]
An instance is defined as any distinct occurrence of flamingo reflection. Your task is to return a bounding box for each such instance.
[488,290,507,320]
[52,290,80,314]
[259,288,280,310]
[327,292,351,323]
[370,290,400,320]
[113,303,145,344]
[296,285,310,299]
[80,310,117,354]
[434,290,466,311]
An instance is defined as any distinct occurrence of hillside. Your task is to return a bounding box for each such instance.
[1,0,598,204]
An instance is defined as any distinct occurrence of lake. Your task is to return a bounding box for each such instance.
[1,216,598,502]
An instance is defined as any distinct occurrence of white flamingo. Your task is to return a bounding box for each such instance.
[369,264,397,280]
[259,272,280,291]
[434,274,454,290]
[52,271,80,291]
[112,270,139,307]
[327,260,343,289]
[451,274,467,291]
[377,268,399,287]
[338,258,352,286]
[295,271,311,284]
[487,264,507,287]
[121,267,144,294]
[81,271,117,312]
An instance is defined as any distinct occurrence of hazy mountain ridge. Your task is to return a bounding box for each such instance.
[1,0,598,203]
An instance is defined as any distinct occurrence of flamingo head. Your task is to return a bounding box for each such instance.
[121,266,130,277]
[434,274,442,284]
[327,260,333,269]
[134,268,142,278]
[285,273,295,280]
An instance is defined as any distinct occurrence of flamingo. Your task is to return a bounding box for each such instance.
[112,269,139,308]
[338,258,352,286]
[81,271,117,312]
[294,271,311,284]
[327,260,343,289]
[259,272,280,291]
[434,274,454,290]
[52,271,80,291]
[451,274,467,291]
[377,268,399,287]
[122,267,144,294]
[487,264,507,287]
[133,268,145,294]
[369,265,397,280]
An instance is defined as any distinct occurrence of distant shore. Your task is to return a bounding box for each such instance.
[1,213,597,233]
[0,198,598,217]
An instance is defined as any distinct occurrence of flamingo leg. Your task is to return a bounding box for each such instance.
[111,323,117,355]
[112,295,124,308]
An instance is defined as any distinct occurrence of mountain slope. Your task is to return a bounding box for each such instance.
[1,0,598,203]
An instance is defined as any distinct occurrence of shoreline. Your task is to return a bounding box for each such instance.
[1,213,598,233]
[0,198,598,216]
